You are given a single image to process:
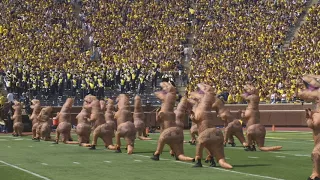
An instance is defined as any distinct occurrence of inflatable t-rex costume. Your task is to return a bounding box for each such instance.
[82,98,116,150]
[12,101,23,136]
[75,105,91,145]
[151,82,194,162]
[212,97,247,147]
[189,83,232,168]
[35,106,53,141]
[114,94,136,154]
[30,99,41,139]
[241,84,282,151]
[175,96,192,129]
[105,98,117,132]
[133,95,151,140]
[53,98,74,144]
[297,75,320,180]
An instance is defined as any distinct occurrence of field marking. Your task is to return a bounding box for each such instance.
[73,162,80,164]
[294,154,309,157]
[7,146,11,148]
[0,139,8,141]
[14,138,24,141]
[248,156,259,159]
[266,137,287,140]
[41,163,48,166]
[28,146,33,148]
[134,160,142,162]
[104,161,111,163]
[0,160,51,180]
[275,156,286,158]
[131,154,283,180]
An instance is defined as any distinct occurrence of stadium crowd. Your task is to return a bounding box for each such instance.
[187,0,314,103]
[0,0,319,105]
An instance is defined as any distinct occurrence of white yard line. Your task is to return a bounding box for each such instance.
[41,163,48,166]
[104,161,111,163]
[275,156,286,158]
[134,160,142,162]
[73,162,80,164]
[131,153,283,180]
[0,160,51,180]
[248,156,259,159]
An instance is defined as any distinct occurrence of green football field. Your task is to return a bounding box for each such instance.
[0,130,314,180]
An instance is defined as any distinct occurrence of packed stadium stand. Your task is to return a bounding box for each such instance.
[0,0,319,106]
[187,0,318,104]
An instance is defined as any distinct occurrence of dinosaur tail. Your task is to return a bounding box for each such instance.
[107,145,117,150]
[177,154,195,162]
[65,141,79,144]
[259,146,282,151]
[138,136,152,140]
[218,159,233,169]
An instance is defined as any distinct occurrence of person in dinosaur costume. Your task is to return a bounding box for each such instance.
[114,94,136,154]
[241,84,282,151]
[133,95,151,140]
[151,82,194,162]
[30,99,41,139]
[212,97,247,147]
[35,106,53,141]
[52,98,74,144]
[188,83,232,168]
[82,98,116,150]
[105,98,117,132]
[175,96,192,129]
[186,95,201,145]
[12,101,24,136]
[297,74,320,180]
[75,105,91,146]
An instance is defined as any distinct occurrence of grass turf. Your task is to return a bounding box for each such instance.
[0,130,314,180]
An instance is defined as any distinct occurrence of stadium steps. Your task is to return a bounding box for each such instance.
[282,0,319,50]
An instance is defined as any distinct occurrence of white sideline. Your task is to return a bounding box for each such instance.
[0,160,51,180]
[131,154,284,180]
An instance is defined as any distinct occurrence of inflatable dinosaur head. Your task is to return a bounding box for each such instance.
[116,94,130,110]
[106,98,115,112]
[160,82,176,94]
[243,84,258,97]
[12,101,22,110]
[63,98,74,108]
[38,106,53,120]
[100,100,106,112]
[298,74,320,102]
[84,95,97,105]
[134,95,143,112]
[177,96,193,113]
[31,99,40,105]
[197,83,216,96]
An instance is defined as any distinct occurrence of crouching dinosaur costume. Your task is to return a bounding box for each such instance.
[189,83,232,169]
[35,106,53,141]
[114,94,136,154]
[30,99,41,139]
[133,95,151,140]
[212,97,247,147]
[12,101,24,136]
[53,98,74,144]
[75,104,91,145]
[297,74,320,180]
[82,98,116,150]
[151,82,194,162]
[241,84,282,151]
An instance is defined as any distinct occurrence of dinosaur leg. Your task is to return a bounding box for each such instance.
[209,144,232,169]
[205,148,213,163]
[151,134,167,161]
[53,131,60,144]
[124,137,135,154]
[32,124,37,139]
[234,130,248,147]
[173,142,195,162]
[193,142,205,167]
[244,132,256,151]
[102,135,116,150]
[310,146,320,180]
[138,130,152,140]
[228,136,236,147]
[189,132,197,145]
[88,131,99,150]
[114,131,122,153]
[169,144,175,158]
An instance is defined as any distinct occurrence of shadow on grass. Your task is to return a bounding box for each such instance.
[231,164,271,168]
